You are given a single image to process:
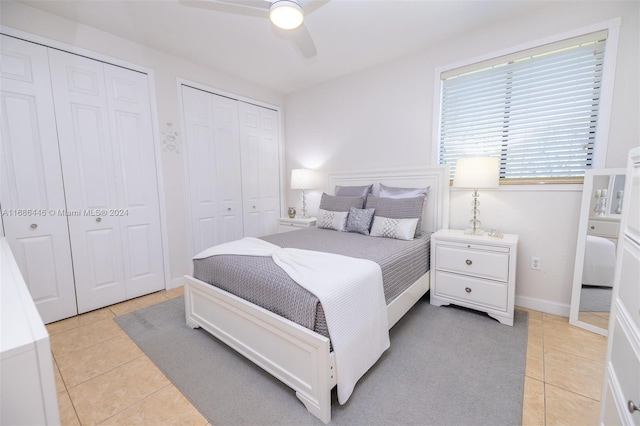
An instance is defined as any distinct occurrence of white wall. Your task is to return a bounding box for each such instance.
[284,1,640,315]
[0,1,284,287]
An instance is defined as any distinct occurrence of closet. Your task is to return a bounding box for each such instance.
[0,35,166,323]
[181,85,281,256]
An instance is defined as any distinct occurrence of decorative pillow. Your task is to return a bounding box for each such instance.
[365,195,425,236]
[379,184,429,199]
[335,184,373,198]
[317,209,349,231]
[319,193,365,212]
[369,216,419,241]
[345,207,375,235]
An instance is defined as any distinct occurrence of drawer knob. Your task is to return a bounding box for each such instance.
[590,225,595,229]
[465,259,473,266]
[465,287,472,293]
[629,400,639,414]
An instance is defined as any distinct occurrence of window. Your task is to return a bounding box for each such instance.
[438,30,610,183]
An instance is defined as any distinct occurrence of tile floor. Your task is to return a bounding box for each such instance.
[48,290,608,425]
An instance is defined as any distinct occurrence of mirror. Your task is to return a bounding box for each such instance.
[570,168,626,335]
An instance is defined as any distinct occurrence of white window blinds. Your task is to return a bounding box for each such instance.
[439,31,607,181]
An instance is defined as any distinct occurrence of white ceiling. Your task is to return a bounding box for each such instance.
[19,0,548,94]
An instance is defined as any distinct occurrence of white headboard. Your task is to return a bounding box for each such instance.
[327,165,450,234]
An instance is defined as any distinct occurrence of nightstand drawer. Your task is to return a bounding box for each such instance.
[434,271,508,311]
[588,219,620,239]
[435,244,509,282]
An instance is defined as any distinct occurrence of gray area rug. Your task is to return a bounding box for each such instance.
[579,286,613,312]
[115,295,528,425]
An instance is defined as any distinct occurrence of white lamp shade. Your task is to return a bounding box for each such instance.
[269,0,304,30]
[291,169,316,190]
[453,157,500,189]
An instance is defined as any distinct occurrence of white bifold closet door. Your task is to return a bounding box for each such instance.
[182,86,244,255]
[181,85,281,256]
[238,102,280,238]
[48,50,165,313]
[0,36,77,323]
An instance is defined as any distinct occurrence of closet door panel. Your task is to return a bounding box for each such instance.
[182,86,242,254]
[104,64,164,298]
[0,36,77,323]
[48,49,126,312]
[212,97,243,243]
[239,102,280,237]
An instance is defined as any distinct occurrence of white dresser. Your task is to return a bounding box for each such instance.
[600,147,640,425]
[0,238,59,425]
[430,229,518,326]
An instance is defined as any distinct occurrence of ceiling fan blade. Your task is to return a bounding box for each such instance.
[180,0,269,18]
[291,24,317,58]
[298,0,330,15]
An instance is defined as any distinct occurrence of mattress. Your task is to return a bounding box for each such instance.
[192,227,431,339]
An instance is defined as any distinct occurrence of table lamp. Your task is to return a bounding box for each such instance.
[290,168,316,218]
[453,157,500,235]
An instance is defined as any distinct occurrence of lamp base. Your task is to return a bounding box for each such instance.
[464,228,486,236]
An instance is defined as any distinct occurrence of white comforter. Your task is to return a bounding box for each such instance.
[582,235,617,287]
[194,237,390,404]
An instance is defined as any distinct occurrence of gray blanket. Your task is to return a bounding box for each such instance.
[193,228,430,338]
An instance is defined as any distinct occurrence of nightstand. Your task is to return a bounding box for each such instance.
[430,229,518,326]
[278,217,316,233]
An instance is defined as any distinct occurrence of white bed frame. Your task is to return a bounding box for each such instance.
[184,165,450,423]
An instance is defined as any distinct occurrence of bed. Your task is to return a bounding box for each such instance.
[183,165,450,423]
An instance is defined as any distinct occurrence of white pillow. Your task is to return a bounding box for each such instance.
[317,208,349,231]
[369,216,419,241]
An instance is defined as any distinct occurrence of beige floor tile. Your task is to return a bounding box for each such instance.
[46,308,114,336]
[164,285,185,299]
[526,339,545,381]
[100,384,208,425]
[578,312,610,330]
[53,357,66,394]
[50,318,125,359]
[544,348,605,401]
[109,292,168,316]
[57,390,81,426]
[57,334,143,387]
[69,356,170,425]
[526,317,544,381]
[545,383,600,426]
[522,376,545,426]
[542,316,607,362]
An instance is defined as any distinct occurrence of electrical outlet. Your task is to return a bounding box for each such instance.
[531,256,541,270]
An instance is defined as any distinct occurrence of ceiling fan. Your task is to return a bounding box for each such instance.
[181,0,328,59]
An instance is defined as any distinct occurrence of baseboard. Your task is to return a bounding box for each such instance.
[168,276,185,290]
[515,295,570,317]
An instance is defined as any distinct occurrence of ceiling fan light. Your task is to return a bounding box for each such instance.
[269,0,304,30]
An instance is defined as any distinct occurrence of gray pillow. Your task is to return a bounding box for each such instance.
[365,194,426,236]
[345,207,375,235]
[379,183,429,199]
[319,193,365,212]
[335,184,373,198]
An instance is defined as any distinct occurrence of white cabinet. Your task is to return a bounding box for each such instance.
[181,85,281,255]
[600,147,640,425]
[430,229,518,326]
[278,217,317,233]
[0,34,166,322]
[1,238,59,425]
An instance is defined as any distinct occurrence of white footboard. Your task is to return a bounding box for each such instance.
[184,276,335,423]
[184,271,429,423]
